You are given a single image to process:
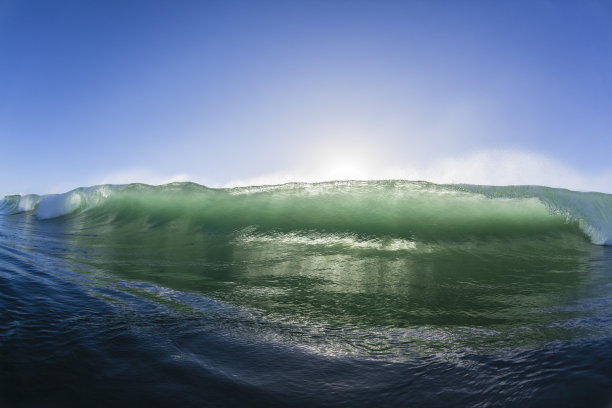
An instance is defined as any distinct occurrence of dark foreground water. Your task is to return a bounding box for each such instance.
[2,181,612,407]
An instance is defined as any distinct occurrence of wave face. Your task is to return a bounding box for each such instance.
[2,180,612,244]
[3,180,612,407]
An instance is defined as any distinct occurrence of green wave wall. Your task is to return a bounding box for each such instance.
[4,180,611,245]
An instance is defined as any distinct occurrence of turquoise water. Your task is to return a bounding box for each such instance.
[2,180,612,406]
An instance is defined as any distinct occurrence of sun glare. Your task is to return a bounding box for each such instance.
[304,132,384,182]
[323,159,370,181]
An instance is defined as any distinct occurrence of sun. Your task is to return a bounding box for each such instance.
[324,159,370,181]
[309,135,383,182]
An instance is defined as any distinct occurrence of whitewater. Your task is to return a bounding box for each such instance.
[2,180,612,407]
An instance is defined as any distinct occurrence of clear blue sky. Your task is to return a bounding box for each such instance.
[2,0,612,194]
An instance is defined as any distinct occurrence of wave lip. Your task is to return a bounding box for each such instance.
[36,185,117,220]
[460,184,612,245]
[36,193,82,220]
[0,185,117,219]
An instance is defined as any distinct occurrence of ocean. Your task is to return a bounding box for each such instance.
[1,180,612,407]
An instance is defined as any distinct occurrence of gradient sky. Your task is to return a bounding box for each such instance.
[1,0,612,194]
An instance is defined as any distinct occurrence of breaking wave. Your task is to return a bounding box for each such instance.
[1,180,611,245]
